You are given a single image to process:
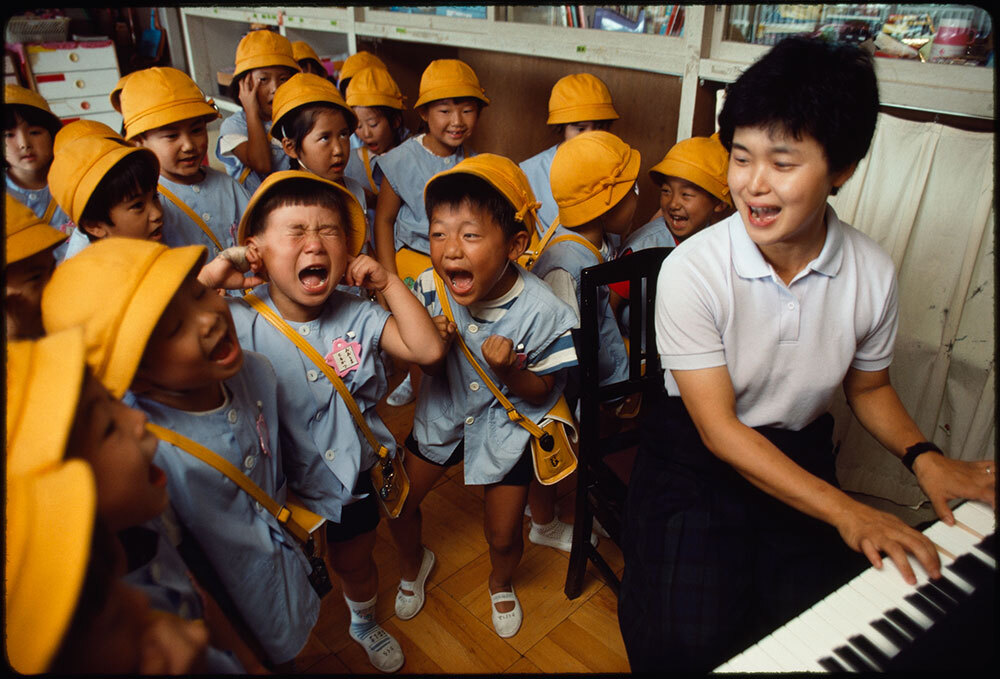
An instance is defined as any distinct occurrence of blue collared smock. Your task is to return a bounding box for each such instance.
[133,351,320,665]
[228,286,394,524]
[532,226,629,387]
[411,267,578,485]
[159,168,252,257]
[215,109,293,195]
[7,174,72,260]
[376,134,474,255]
[518,144,559,238]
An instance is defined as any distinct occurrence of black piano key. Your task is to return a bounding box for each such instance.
[904,592,946,621]
[927,573,967,603]
[850,634,890,669]
[871,618,910,648]
[819,656,847,672]
[886,608,924,639]
[949,553,993,588]
[834,644,877,671]
[977,533,995,557]
[917,583,958,611]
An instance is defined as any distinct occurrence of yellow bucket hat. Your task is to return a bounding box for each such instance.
[338,50,387,86]
[5,83,55,115]
[550,131,640,228]
[4,194,67,265]
[120,67,220,140]
[47,135,157,225]
[233,29,300,79]
[547,73,619,125]
[345,66,405,110]
[109,72,132,113]
[53,119,122,155]
[271,72,358,141]
[415,59,489,108]
[292,41,323,67]
[5,328,87,476]
[5,460,97,674]
[424,153,540,235]
[237,169,367,255]
[649,132,732,206]
[41,238,207,399]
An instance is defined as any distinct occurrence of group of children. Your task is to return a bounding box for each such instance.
[7,28,889,676]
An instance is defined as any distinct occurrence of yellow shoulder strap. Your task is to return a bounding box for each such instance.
[548,232,605,263]
[41,197,57,224]
[238,166,252,185]
[361,146,379,195]
[158,183,224,252]
[145,421,316,542]
[242,293,391,461]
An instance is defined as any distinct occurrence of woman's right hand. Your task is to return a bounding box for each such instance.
[834,499,941,585]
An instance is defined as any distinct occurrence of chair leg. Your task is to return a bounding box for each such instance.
[563,478,591,599]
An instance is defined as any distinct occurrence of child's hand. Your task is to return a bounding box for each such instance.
[238,76,261,118]
[139,611,210,675]
[432,314,456,344]
[345,253,390,292]
[198,247,267,290]
[481,335,519,374]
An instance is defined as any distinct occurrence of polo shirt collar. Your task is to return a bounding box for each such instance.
[730,204,844,280]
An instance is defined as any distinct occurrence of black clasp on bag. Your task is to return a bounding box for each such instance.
[539,433,555,451]
[303,535,332,598]
[379,458,395,500]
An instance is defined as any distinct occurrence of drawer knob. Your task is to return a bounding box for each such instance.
[75,80,85,89]
[69,53,79,62]
[80,101,91,110]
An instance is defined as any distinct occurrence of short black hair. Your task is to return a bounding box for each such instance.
[425,173,524,240]
[244,176,350,239]
[4,103,62,140]
[273,102,358,152]
[78,146,160,238]
[718,37,879,176]
[371,105,408,147]
[550,119,613,136]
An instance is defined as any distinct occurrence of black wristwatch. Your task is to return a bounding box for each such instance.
[901,441,943,474]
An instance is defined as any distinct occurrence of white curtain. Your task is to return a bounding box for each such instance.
[828,112,995,508]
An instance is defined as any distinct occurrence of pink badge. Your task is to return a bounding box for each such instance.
[325,337,362,377]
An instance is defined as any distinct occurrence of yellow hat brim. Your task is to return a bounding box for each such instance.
[48,139,155,225]
[547,102,619,126]
[124,100,220,140]
[414,85,489,109]
[558,148,641,228]
[4,222,66,264]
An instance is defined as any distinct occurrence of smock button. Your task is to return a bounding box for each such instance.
[346,331,356,339]
[787,302,795,310]
[315,412,323,421]
[465,416,475,425]
[299,325,311,336]
[470,381,480,391]
[324,449,336,461]
[255,501,263,512]
[244,455,256,470]
[307,369,319,381]
[227,409,238,423]
[468,323,478,333]
[28,193,36,200]
[192,185,201,193]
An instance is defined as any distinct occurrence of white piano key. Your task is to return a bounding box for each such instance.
[734,642,784,672]
[753,631,805,672]
[769,624,828,671]
[778,609,850,670]
[858,568,935,630]
[925,521,996,568]
[953,500,996,533]
[823,588,899,665]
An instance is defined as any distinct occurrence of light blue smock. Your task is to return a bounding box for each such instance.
[215,109,293,195]
[158,168,252,256]
[518,144,560,239]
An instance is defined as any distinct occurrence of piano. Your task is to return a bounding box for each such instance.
[715,500,996,672]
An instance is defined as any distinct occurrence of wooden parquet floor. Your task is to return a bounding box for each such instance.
[290,386,631,674]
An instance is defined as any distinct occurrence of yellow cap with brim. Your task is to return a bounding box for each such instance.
[550,130,640,228]
[5,460,97,674]
[345,66,405,110]
[292,41,323,67]
[233,30,300,79]
[547,73,619,125]
[5,328,87,476]
[424,153,540,236]
[121,67,220,140]
[338,51,387,86]
[237,170,367,256]
[53,119,123,155]
[270,72,357,141]
[649,132,732,206]
[5,83,56,115]
[41,239,207,399]
[4,194,67,265]
[415,59,489,108]
[47,135,157,225]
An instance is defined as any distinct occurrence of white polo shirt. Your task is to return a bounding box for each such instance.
[655,205,898,431]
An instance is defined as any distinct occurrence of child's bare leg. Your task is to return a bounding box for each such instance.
[483,482,529,613]
[527,479,557,524]
[328,530,378,601]
[386,451,447,586]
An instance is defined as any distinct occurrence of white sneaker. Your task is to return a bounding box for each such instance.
[349,623,404,673]
[490,586,522,638]
[395,547,435,620]
[529,518,597,553]
[386,373,415,406]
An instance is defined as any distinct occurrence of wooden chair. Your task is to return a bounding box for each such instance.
[564,246,672,599]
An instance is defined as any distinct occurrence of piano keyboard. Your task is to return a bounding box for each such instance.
[715,500,996,673]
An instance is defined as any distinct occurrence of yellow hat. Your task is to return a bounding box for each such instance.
[270,72,357,141]
[4,194,66,265]
[415,59,489,108]
[237,170,367,255]
[424,154,540,235]
[41,238,207,399]
[233,30,300,79]
[547,73,619,125]
[47,135,157,225]
[345,66,405,110]
[53,119,122,155]
[5,460,97,674]
[338,51,387,86]
[5,328,87,476]
[292,41,322,67]
[550,131,640,228]
[120,67,220,140]
[5,83,55,115]
[649,132,732,206]
[109,72,131,113]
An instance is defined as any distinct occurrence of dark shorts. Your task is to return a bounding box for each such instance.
[404,432,533,486]
[324,471,381,543]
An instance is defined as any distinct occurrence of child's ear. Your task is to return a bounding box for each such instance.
[79,219,110,240]
[832,162,858,189]
[244,236,270,277]
[507,229,530,261]
[280,137,299,159]
[713,199,728,214]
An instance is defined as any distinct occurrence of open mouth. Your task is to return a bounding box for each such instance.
[446,269,474,295]
[208,332,239,366]
[148,227,164,242]
[748,205,781,227]
[298,265,329,293]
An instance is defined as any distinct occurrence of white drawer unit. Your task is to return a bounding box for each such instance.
[27,40,122,128]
